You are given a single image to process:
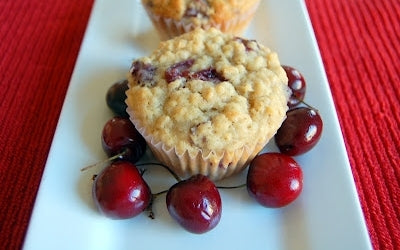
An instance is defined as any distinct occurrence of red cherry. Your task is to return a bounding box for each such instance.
[92,161,152,219]
[275,107,323,156]
[282,65,306,108]
[106,79,129,118]
[166,174,222,234]
[101,117,146,163]
[247,153,303,208]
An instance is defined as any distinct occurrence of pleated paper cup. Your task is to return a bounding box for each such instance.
[128,109,268,181]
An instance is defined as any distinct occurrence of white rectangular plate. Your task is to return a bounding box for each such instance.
[24,0,373,249]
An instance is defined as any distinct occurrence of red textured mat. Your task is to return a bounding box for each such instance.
[0,0,399,249]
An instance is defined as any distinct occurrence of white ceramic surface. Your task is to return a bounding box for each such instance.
[23,0,373,249]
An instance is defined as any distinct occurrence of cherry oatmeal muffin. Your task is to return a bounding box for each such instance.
[126,28,289,180]
[141,0,261,40]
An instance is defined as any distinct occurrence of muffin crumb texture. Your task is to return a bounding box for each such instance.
[126,28,289,180]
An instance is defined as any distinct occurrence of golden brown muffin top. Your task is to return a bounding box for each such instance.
[141,0,260,23]
[126,28,289,159]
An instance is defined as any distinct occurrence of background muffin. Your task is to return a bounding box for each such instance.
[141,0,261,40]
[126,28,289,180]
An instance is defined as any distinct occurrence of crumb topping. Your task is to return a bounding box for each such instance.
[126,28,289,159]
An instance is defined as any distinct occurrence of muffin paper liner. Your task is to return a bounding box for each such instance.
[127,108,269,181]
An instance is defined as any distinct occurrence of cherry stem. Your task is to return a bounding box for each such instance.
[217,183,246,189]
[80,151,124,172]
[146,189,168,219]
[146,197,155,219]
[137,162,182,182]
[80,150,183,184]
[292,95,319,112]
[299,99,318,111]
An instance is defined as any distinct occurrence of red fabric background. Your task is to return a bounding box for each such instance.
[0,0,399,249]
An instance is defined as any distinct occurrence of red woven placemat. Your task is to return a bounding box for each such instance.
[0,0,398,249]
[0,1,94,249]
[306,0,400,249]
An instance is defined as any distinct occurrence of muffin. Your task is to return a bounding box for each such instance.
[141,0,261,40]
[126,28,289,180]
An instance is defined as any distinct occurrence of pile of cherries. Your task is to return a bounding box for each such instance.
[88,65,323,234]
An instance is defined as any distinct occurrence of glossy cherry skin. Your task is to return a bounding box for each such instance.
[166,174,222,234]
[247,153,303,208]
[282,65,306,108]
[92,161,152,219]
[101,117,146,163]
[106,79,129,118]
[275,107,323,156]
